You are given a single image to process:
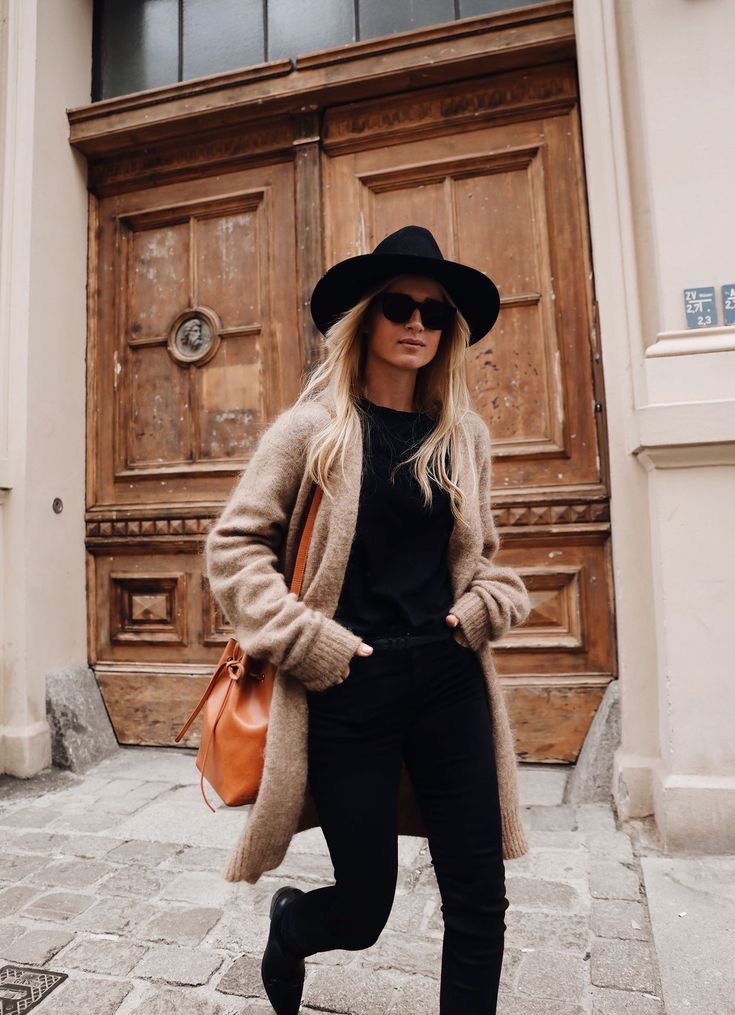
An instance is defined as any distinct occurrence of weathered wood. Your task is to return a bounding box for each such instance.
[494,534,615,683]
[96,670,210,747]
[87,164,291,717]
[322,69,601,492]
[322,61,577,154]
[294,111,327,377]
[88,160,300,513]
[507,683,608,763]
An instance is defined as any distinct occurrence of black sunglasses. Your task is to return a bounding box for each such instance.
[377,291,456,332]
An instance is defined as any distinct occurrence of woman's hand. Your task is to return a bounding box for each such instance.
[445,613,460,628]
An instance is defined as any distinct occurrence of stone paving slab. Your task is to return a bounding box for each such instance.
[21,889,96,922]
[48,975,134,1015]
[641,854,735,1015]
[515,948,588,1004]
[0,926,74,964]
[0,748,672,1013]
[140,904,223,945]
[58,935,148,975]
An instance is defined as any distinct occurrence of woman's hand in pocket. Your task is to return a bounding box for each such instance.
[446,612,472,649]
[333,640,373,685]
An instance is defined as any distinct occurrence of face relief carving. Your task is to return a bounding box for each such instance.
[175,315,212,357]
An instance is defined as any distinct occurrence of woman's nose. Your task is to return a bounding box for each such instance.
[407,308,424,329]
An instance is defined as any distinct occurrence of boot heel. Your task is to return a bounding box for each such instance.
[270,885,295,921]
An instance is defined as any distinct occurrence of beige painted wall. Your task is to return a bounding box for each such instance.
[576,0,735,850]
[0,0,92,776]
[618,0,735,343]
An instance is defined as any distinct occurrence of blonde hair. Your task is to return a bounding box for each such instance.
[294,276,479,525]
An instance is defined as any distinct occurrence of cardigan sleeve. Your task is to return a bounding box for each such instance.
[449,418,531,651]
[204,407,363,693]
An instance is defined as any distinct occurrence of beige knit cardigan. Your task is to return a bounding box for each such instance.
[204,392,532,884]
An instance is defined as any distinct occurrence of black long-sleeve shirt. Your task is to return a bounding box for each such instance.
[333,397,455,639]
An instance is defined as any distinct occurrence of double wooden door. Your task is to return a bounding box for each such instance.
[87,59,615,761]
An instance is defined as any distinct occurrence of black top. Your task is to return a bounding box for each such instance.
[333,397,455,639]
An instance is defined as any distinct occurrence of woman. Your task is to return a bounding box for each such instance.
[204,225,532,1014]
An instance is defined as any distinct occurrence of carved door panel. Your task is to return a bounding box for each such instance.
[322,63,615,761]
[87,161,300,745]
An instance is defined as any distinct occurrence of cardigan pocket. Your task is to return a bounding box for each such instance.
[451,625,473,650]
[305,673,353,700]
[452,632,475,653]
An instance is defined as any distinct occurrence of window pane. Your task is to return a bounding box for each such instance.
[98,0,179,100]
[359,0,454,40]
[268,0,355,60]
[459,0,546,17]
[183,0,265,79]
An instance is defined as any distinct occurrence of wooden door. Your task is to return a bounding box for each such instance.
[322,62,615,761]
[87,160,300,745]
[85,50,615,762]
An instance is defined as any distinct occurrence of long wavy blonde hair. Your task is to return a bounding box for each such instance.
[294,275,480,526]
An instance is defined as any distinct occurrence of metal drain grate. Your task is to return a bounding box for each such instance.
[0,966,67,1015]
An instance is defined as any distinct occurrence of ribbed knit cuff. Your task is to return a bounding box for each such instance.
[223,851,258,883]
[502,815,530,859]
[287,616,363,692]
[449,590,489,653]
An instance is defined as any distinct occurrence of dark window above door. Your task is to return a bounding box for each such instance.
[92,0,547,100]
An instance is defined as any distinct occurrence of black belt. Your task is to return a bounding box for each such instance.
[360,629,455,651]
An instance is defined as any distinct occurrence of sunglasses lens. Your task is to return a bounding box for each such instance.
[421,300,456,330]
[380,292,415,324]
[379,293,456,331]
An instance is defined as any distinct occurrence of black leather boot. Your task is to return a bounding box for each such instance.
[261,885,306,1015]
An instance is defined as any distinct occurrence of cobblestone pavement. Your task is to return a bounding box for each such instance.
[0,748,666,1014]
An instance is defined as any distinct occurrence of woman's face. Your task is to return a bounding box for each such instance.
[362,274,447,374]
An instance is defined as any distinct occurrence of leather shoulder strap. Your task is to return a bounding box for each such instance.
[289,484,322,597]
[289,401,335,597]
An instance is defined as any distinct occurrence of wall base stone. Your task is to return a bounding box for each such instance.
[563,679,620,807]
[0,721,52,778]
[653,768,735,854]
[46,666,118,772]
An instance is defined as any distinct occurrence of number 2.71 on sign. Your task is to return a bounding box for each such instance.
[683,287,717,328]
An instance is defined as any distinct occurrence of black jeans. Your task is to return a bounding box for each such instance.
[279,628,508,1014]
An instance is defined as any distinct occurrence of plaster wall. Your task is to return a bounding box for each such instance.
[576,0,735,849]
[0,0,92,776]
[651,465,735,778]
[617,0,735,344]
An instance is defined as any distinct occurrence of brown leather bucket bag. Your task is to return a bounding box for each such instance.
[175,483,324,811]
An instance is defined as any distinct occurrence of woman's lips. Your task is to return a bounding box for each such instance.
[399,339,424,347]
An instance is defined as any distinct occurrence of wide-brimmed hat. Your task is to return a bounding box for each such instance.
[309,225,500,345]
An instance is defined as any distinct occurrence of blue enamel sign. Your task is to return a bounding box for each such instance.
[683,287,717,328]
[721,284,735,326]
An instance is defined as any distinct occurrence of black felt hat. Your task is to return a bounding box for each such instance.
[309,225,500,345]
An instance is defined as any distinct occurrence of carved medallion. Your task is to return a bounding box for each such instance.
[167,307,221,365]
